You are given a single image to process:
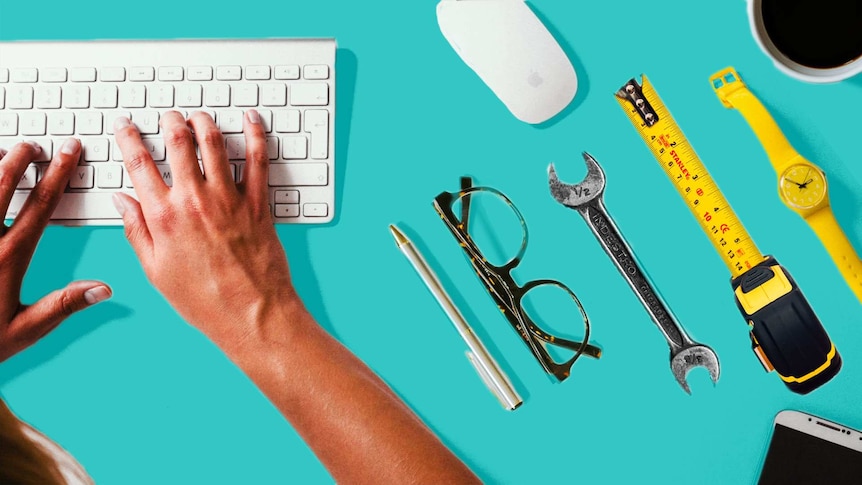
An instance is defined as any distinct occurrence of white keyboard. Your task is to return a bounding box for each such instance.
[0,38,336,225]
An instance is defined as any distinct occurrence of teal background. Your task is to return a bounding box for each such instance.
[2,0,862,483]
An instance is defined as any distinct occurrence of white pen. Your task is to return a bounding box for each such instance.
[389,224,523,410]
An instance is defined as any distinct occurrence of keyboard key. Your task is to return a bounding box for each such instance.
[290,83,328,106]
[97,164,123,188]
[129,66,155,82]
[7,86,34,109]
[225,135,245,159]
[261,83,287,107]
[70,67,97,82]
[35,85,62,109]
[70,165,95,189]
[11,68,38,83]
[131,111,159,134]
[274,190,299,204]
[149,84,175,108]
[177,84,202,107]
[0,87,3,109]
[0,68,8,83]
[8,192,123,220]
[205,84,230,107]
[105,111,131,135]
[82,138,109,162]
[155,163,173,186]
[92,85,119,109]
[17,164,38,189]
[77,112,103,135]
[100,67,126,82]
[274,65,300,80]
[141,137,166,161]
[246,66,271,80]
[216,66,241,81]
[48,112,74,135]
[20,112,47,136]
[119,84,146,108]
[303,202,328,217]
[304,109,329,159]
[63,85,90,108]
[282,135,307,159]
[30,139,52,162]
[268,162,327,186]
[274,204,300,218]
[158,66,184,81]
[232,84,258,107]
[257,109,273,132]
[0,113,18,135]
[42,68,68,83]
[275,110,300,133]
[188,66,213,81]
[266,136,278,160]
[304,65,329,80]
[218,110,244,133]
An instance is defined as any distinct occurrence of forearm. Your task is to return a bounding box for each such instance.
[220,301,480,485]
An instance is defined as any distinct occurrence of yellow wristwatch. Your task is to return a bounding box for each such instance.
[710,67,862,305]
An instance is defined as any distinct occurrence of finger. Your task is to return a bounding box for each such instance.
[10,280,111,354]
[112,192,154,268]
[240,110,270,209]
[8,139,79,246]
[160,110,203,189]
[187,111,233,190]
[0,141,39,219]
[114,117,169,206]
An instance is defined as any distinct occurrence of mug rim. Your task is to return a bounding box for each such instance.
[748,0,862,83]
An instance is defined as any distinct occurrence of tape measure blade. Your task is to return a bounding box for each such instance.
[617,74,765,277]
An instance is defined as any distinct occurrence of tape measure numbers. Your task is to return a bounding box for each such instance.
[615,74,841,394]
[615,76,764,278]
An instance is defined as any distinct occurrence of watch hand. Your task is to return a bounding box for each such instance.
[785,178,805,187]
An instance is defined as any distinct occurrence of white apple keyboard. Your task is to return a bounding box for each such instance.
[0,38,336,225]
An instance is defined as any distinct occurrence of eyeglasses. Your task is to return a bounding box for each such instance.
[433,177,601,381]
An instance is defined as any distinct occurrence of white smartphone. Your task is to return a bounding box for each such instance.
[758,410,862,484]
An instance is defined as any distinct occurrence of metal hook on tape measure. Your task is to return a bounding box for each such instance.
[617,78,659,127]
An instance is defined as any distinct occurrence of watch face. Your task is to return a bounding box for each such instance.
[779,164,826,209]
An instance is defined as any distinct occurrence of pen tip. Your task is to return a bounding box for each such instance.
[389,224,408,247]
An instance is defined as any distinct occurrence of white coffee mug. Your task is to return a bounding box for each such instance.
[748,0,862,83]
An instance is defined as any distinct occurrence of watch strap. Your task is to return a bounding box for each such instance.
[710,67,798,173]
[806,207,862,304]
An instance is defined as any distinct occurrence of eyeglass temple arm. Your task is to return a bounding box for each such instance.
[459,176,473,232]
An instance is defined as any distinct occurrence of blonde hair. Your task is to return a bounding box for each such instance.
[0,398,65,485]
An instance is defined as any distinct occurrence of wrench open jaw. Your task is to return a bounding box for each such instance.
[548,152,720,394]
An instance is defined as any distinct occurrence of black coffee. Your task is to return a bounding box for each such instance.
[761,0,862,69]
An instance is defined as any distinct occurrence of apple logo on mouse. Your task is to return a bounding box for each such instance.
[527,70,544,88]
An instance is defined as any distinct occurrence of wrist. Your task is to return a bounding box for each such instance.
[211,291,315,360]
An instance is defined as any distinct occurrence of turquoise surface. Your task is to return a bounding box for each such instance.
[2,0,862,483]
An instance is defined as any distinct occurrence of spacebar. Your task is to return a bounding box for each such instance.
[9,192,123,220]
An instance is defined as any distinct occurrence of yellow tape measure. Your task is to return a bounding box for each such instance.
[614,75,765,278]
[613,74,841,394]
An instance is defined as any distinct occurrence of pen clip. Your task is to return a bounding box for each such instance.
[466,351,523,411]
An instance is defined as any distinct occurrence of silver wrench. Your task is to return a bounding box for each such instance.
[548,152,719,393]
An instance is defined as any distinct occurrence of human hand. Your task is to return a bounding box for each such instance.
[112,110,303,352]
[0,140,112,363]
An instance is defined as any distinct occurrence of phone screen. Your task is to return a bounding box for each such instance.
[758,423,862,484]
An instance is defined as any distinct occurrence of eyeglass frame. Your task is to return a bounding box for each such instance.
[433,177,601,382]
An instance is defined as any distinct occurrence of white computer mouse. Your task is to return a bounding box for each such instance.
[437,0,578,124]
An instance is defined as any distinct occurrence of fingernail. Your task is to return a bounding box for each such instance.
[60,138,80,155]
[111,193,127,216]
[247,109,260,124]
[114,116,131,131]
[84,286,112,305]
[25,141,42,153]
